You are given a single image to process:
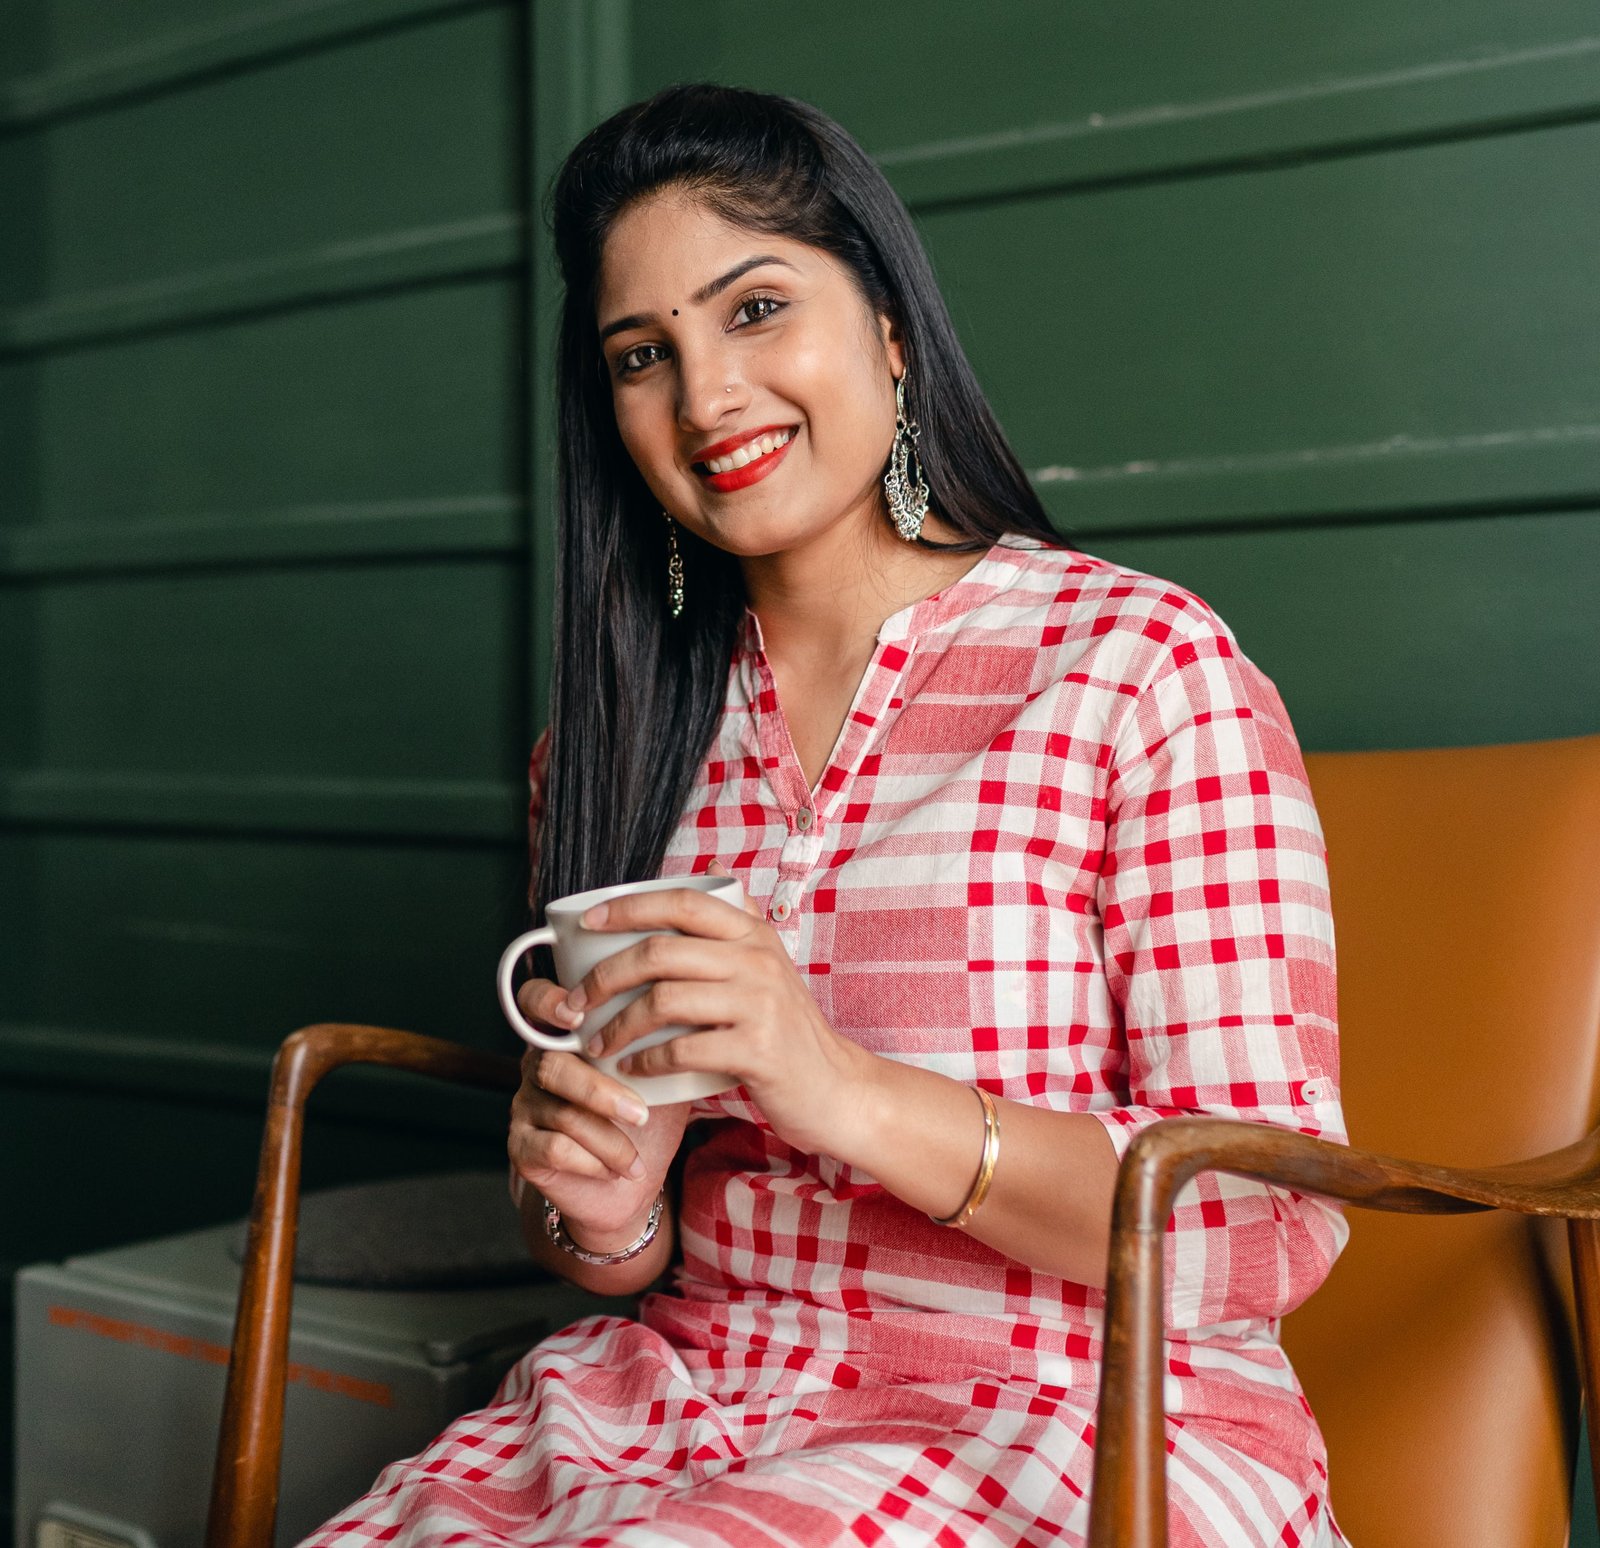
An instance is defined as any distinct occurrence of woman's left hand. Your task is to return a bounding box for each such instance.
[564,868,871,1157]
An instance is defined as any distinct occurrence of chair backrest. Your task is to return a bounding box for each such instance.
[1283,735,1600,1548]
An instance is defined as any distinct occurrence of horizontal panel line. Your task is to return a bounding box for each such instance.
[0,0,507,130]
[1033,421,1600,487]
[1071,493,1600,546]
[913,101,1600,217]
[0,1021,512,1135]
[0,213,524,356]
[1033,422,1600,533]
[886,35,1600,168]
[0,771,526,842]
[0,496,527,578]
[888,37,1600,209]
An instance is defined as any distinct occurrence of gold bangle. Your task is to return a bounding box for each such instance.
[929,1085,1000,1229]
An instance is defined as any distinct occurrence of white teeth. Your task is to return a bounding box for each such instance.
[702,427,793,476]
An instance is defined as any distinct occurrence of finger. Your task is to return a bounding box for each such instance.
[580,885,751,940]
[617,1027,743,1082]
[541,1097,649,1180]
[516,976,585,1031]
[526,1049,649,1128]
[510,1123,631,1184]
[568,933,731,1014]
[586,981,737,1060]
[708,861,763,919]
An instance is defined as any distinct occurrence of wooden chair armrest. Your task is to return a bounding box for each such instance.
[1087,1116,1600,1548]
[204,1023,522,1548]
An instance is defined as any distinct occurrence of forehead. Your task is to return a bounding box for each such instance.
[596,191,825,315]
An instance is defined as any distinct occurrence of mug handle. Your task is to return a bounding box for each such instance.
[497,927,583,1052]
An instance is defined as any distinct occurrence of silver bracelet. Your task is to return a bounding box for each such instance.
[543,1189,664,1266]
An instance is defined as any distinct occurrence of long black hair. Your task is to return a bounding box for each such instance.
[535,82,1057,914]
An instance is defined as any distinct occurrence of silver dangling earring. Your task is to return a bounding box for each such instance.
[663,511,684,618]
[883,369,930,543]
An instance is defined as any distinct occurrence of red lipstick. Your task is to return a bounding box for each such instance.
[694,426,798,493]
[693,423,793,463]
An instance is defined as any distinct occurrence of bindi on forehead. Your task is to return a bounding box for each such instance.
[598,252,805,343]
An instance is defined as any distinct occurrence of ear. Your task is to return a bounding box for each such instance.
[878,312,906,381]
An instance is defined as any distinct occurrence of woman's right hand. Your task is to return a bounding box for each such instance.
[507,976,691,1246]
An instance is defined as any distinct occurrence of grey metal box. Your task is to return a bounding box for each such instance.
[14,1221,627,1548]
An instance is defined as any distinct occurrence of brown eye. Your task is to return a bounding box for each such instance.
[616,343,667,377]
[733,295,784,327]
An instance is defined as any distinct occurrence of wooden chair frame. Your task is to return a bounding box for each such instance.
[1085,1115,1600,1547]
[206,1032,1600,1548]
[204,1023,521,1548]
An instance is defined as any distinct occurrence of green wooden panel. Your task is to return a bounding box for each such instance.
[1092,509,1600,751]
[631,1,1600,202]
[5,0,387,79]
[0,3,519,308]
[0,587,36,766]
[0,278,520,538]
[1,1,500,127]
[921,120,1600,530]
[1,0,535,1529]
[0,131,46,312]
[0,354,38,524]
[0,835,42,1028]
[0,830,527,1050]
[0,1084,495,1270]
[26,559,523,783]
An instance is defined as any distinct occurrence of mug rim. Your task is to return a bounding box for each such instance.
[544,872,738,917]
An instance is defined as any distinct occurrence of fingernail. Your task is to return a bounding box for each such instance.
[582,903,609,927]
[586,1034,605,1057]
[626,1156,646,1179]
[619,1100,649,1127]
[565,986,587,1013]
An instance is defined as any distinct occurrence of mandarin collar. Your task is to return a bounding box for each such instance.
[736,534,1047,660]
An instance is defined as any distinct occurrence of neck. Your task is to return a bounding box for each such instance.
[740,501,986,668]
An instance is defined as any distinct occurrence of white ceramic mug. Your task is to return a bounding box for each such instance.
[497,873,746,1106]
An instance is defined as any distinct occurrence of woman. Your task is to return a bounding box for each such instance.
[309,83,1348,1546]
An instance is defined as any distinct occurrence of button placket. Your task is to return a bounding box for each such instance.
[769,825,821,926]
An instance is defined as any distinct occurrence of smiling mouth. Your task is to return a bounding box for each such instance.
[694,427,796,476]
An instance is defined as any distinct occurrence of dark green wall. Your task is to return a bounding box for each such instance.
[0,1,541,1525]
[3,0,1598,1533]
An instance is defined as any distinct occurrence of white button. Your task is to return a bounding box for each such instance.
[795,808,813,831]
[771,900,792,921]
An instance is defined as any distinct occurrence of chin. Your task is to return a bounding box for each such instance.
[689,505,820,559]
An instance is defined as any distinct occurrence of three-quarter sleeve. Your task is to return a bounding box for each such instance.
[1089,626,1348,1330]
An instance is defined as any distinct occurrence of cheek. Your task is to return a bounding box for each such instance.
[613,395,678,483]
[813,365,895,476]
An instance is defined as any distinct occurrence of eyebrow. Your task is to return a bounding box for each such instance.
[598,255,798,344]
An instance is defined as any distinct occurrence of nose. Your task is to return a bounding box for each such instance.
[675,341,745,434]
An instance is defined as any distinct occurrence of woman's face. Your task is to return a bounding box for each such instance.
[595,191,904,561]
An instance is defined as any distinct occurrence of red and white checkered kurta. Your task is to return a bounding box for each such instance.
[306,536,1349,1546]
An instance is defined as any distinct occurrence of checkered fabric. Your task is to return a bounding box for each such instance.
[304,536,1348,1546]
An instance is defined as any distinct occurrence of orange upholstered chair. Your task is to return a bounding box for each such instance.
[1089,734,1600,1548]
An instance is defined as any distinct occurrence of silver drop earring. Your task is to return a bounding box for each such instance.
[663,511,685,618]
[884,369,930,543]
